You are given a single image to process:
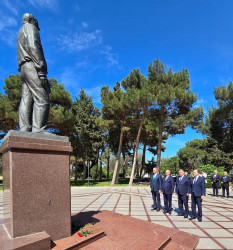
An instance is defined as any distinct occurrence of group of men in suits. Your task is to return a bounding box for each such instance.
[211,170,231,198]
[150,168,205,222]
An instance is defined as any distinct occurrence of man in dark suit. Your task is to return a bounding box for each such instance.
[175,169,190,218]
[162,170,175,214]
[211,170,221,197]
[189,169,205,222]
[221,172,231,198]
[150,167,162,211]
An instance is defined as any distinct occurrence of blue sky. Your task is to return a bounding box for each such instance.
[0,0,233,160]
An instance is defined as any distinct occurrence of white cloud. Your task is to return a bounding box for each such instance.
[0,16,17,31]
[0,16,17,46]
[58,30,102,52]
[28,0,58,10]
[196,98,207,105]
[102,45,118,66]
[85,86,102,104]
[82,22,88,28]
[0,29,17,47]
[2,0,18,15]
[60,68,80,90]
[75,4,80,11]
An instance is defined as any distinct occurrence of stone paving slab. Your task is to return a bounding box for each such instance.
[67,187,233,250]
[1,187,233,249]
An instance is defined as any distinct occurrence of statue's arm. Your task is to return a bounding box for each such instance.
[25,23,47,77]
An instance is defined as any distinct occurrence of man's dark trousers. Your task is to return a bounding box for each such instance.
[162,176,174,212]
[177,192,189,216]
[222,183,229,197]
[164,193,172,212]
[212,183,219,196]
[152,191,161,209]
[175,175,189,216]
[191,194,202,219]
[150,173,162,209]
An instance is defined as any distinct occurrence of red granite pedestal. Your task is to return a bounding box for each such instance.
[0,130,73,249]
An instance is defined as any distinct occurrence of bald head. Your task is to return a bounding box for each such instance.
[165,170,171,176]
[22,13,39,30]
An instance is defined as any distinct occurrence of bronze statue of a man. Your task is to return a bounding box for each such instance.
[17,13,50,133]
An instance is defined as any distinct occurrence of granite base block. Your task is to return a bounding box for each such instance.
[0,130,73,241]
[0,225,51,250]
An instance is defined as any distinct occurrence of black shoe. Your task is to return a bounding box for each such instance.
[151,208,157,210]
[178,213,183,216]
[169,211,172,215]
[184,215,188,218]
[198,218,202,222]
[156,208,161,211]
[189,217,196,220]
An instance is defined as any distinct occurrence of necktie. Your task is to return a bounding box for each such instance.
[179,177,182,181]
[193,178,196,184]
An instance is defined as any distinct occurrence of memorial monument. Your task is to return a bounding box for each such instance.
[0,13,72,249]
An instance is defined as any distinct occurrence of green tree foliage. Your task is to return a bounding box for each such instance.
[203,82,233,151]
[177,138,232,172]
[48,78,73,136]
[121,69,153,186]
[178,139,207,172]
[160,156,179,175]
[199,164,224,176]
[100,82,131,185]
[0,74,21,136]
[0,75,74,138]
[72,89,102,180]
[200,82,233,171]
[148,59,204,170]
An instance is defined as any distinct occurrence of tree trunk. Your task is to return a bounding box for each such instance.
[140,144,146,179]
[156,110,164,171]
[122,152,126,179]
[136,157,139,179]
[82,160,87,180]
[129,107,147,186]
[95,150,99,181]
[116,170,119,184]
[99,152,103,180]
[107,153,110,181]
[111,126,124,186]
[74,156,78,182]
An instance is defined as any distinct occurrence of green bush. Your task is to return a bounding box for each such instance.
[199,164,225,175]
[90,165,99,179]
[206,177,223,189]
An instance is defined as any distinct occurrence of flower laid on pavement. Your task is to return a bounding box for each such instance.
[77,232,82,237]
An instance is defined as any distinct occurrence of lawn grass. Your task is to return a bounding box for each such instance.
[0,178,150,190]
[70,178,150,187]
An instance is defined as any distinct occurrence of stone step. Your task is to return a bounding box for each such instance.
[51,210,199,250]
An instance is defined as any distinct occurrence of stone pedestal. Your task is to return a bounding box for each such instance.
[0,130,73,247]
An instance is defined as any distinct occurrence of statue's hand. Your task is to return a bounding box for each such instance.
[39,76,48,88]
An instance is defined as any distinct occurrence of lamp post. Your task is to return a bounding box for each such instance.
[88,161,90,187]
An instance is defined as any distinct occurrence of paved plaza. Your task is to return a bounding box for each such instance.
[1,186,233,249]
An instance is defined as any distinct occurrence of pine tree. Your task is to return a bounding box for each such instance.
[148,59,204,170]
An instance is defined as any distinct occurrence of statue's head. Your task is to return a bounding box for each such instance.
[22,13,40,30]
